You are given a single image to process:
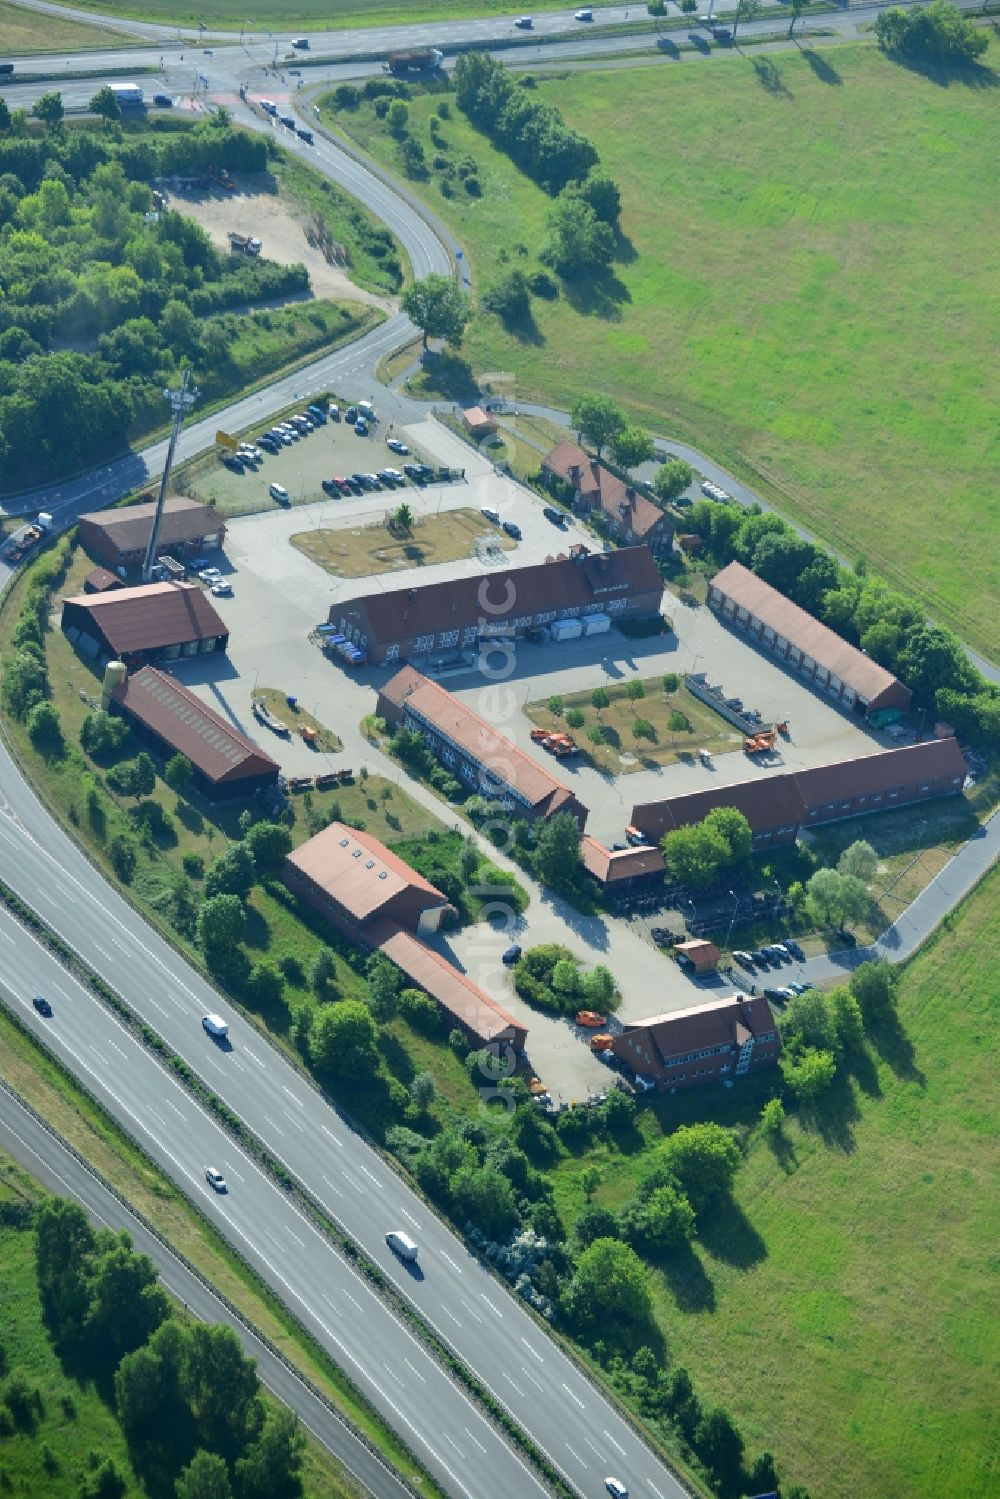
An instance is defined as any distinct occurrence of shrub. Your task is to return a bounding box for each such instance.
[182,852,204,879]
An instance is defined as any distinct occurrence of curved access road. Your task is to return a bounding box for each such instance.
[0,908,549,1499]
[0,1080,416,1499]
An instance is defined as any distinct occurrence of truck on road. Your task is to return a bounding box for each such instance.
[3,512,53,563]
[228,231,262,255]
[384,47,444,74]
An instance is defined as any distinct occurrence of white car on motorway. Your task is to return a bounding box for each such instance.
[205,1167,227,1192]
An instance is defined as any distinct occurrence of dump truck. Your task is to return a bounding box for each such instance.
[744,729,778,755]
[207,163,236,191]
[228,231,261,255]
[3,511,53,563]
[384,47,444,74]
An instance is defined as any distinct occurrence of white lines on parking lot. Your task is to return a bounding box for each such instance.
[502,1372,525,1399]
[603,1429,626,1457]
[562,1382,586,1411]
[520,1337,543,1363]
[263,1114,285,1138]
[403,1358,426,1385]
[281,1084,303,1107]
[440,1250,462,1274]
[480,1293,503,1319]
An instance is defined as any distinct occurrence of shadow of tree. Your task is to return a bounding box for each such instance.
[867,1010,925,1084]
[174,800,204,835]
[243,904,271,952]
[799,46,842,84]
[416,349,480,401]
[499,305,546,346]
[764,1127,799,1174]
[614,230,639,266]
[697,1196,768,1269]
[560,264,631,321]
[380,1028,417,1085]
[799,1068,861,1152]
[752,57,794,96]
[889,53,999,90]
[659,1243,717,1313]
[847,1045,882,1100]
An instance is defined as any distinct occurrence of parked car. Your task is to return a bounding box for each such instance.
[364,473,383,490]
[334,477,353,493]
[345,406,358,423]
[767,944,792,963]
[382,467,405,484]
[386,436,409,454]
[543,506,566,526]
[222,455,244,473]
[481,507,500,523]
[377,469,400,487]
[199,568,222,583]
[502,944,522,966]
[306,403,326,424]
[153,92,174,107]
[296,127,313,144]
[355,419,368,436]
[763,988,786,1003]
[784,938,805,960]
[502,520,522,539]
[328,403,340,420]
[211,581,233,597]
[258,434,279,454]
[205,1167,227,1192]
[269,482,290,504]
[733,950,756,969]
[33,994,53,1017]
[751,949,771,966]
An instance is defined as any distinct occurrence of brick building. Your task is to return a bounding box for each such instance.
[78,497,225,571]
[61,582,229,668]
[330,546,664,665]
[612,993,781,1090]
[708,561,911,717]
[542,441,674,557]
[377,667,588,828]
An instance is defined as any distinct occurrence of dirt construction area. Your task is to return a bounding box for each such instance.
[166,178,390,310]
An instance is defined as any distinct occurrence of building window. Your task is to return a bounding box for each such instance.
[385,643,399,662]
[413,633,434,652]
[438,629,459,647]
[535,611,557,624]
[607,597,628,612]
[462,625,478,644]
[440,745,457,767]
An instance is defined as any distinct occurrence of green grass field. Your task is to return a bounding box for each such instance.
[47,0,577,32]
[0,0,139,51]
[330,42,1000,660]
[548,868,1000,1499]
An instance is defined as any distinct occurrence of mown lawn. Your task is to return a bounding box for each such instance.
[56,0,583,32]
[0,0,138,50]
[550,869,1000,1499]
[328,42,1000,659]
[290,506,513,578]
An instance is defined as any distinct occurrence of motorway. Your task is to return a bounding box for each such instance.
[0,1082,414,1499]
[0,743,692,1499]
[0,900,548,1499]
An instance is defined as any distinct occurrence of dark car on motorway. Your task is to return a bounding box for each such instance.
[153,92,174,107]
[33,995,53,1017]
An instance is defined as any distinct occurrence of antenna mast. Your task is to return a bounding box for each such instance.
[142,370,199,582]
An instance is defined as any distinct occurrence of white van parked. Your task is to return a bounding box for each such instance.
[385,1230,418,1262]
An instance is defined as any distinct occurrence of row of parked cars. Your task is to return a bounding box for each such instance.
[733,941,814,1002]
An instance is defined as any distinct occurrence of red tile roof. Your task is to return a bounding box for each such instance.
[616,992,778,1068]
[795,738,966,807]
[544,441,668,541]
[78,496,222,554]
[379,667,584,818]
[710,561,908,705]
[112,667,277,786]
[62,581,227,655]
[369,921,526,1046]
[580,836,665,885]
[285,822,446,923]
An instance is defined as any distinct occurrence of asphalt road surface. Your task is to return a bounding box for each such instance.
[0,750,691,1499]
[0,1081,415,1499]
[0,908,549,1499]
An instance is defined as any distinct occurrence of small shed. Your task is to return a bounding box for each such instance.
[83,567,125,595]
[462,405,498,438]
[675,939,720,975]
[677,534,704,553]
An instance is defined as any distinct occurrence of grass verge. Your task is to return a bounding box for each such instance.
[290,505,514,577]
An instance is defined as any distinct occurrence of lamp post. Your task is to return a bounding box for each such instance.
[725,889,739,950]
[142,370,198,581]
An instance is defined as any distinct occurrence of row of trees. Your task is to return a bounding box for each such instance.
[568,393,695,500]
[512,942,619,1014]
[874,0,988,63]
[34,1198,304,1499]
[779,960,898,1101]
[685,497,1000,744]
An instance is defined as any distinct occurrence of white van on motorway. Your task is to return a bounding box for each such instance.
[385,1230,418,1262]
[202,1013,228,1039]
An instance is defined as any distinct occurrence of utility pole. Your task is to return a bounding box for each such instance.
[143,370,198,581]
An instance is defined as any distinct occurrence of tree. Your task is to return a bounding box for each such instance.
[783,987,837,1055]
[35,1198,95,1330]
[482,268,532,324]
[838,839,878,885]
[787,0,807,35]
[185,1323,261,1451]
[551,957,581,997]
[587,725,606,746]
[582,1166,602,1201]
[782,1046,837,1100]
[661,820,730,891]
[80,1458,127,1499]
[533,811,582,886]
[0,97,10,131]
[27,700,63,757]
[203,843,255,901]
[243,820,292,873]
[626,679,646,703]
[175,1450,232,1499]
[667,710,688,747]
[632,717,655,742]
[703,806,753,866]
[32,92,64,129]
[164,753,193,794]
[108,833,138,883]
[623,1183,696,1254]
[450,1163,518,1239]
[648,0,667,14]
[731,0,762,43]
[574,1203,619,1246]
[197,894,246,952]
[234,1406,305,1499]
[310,947,336,996]
[759,1097,786,1136]
[309,1000,380,1077]
[694,1406,745,1493]
[410,1070,436,1112]
[582,964,617,1007]
[542,195,615,277]
[874,0,987,61]
[610,425,655,470]
[115,1344,170,1437]
[79,711,129,760]
[829,986,865,1054]
[89,87,121,125]
[574,171,621,227]
[83,1231,169,1361]
[392,500,414,532]
[850,960,897,1023]
[246,962,284,1012]
[386,99,409,135]
[659,1123,742,1210]
[590,685,611,710]
[566,707,585,729]
[401,273,470,349]
[564,1238,652,1329]
[652,459,693,505]
[805,867,870,931]
[662,672,680,694]
[398,136,426,176]
[547,694,564,716]
[365,952,402,1020]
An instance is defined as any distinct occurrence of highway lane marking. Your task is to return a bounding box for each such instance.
[107,1040,127,1058]
[343,1173,363,1193]
[383,1363,404,1387]
[50,983,73,1004]
[109,936,127,952]
[459,1298,482,1325]
[230,1058,245,1072]
[442,1433,465,1459]
[93,944,112,961]
[648,1484,667,1499]
[359,1163,379,1185]
[521,1367,543,1393]
[321,1175,344,1198]
[34,889,57,906]
[245,1050,266,1069]
[147,1107,166,1126]
[603,1429,626,1457]
[567,1443,587,1469]
[520,1337,543,1363]
[89,1046,109,1067]
[562,1382,586,1411]
[400,1207,420,1228]
[479,1293,503,1319]
[226,1166,245,1184]
[343,1291,363,1313]
[0,928,11,942]
[439,1251,462,1274]
[286,1226,305,1248]
[502,1372,524,1398]
[145,996,167,1016]
[442,1307,462,1327]
[584,1436,602,1459]
[464,1427,488,1456]
[263,1115,286,1138]
[164,1099,187,1122]
[281,1085,303,1107]
[264,1228,281,1248]
[281,1109,305,1133]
